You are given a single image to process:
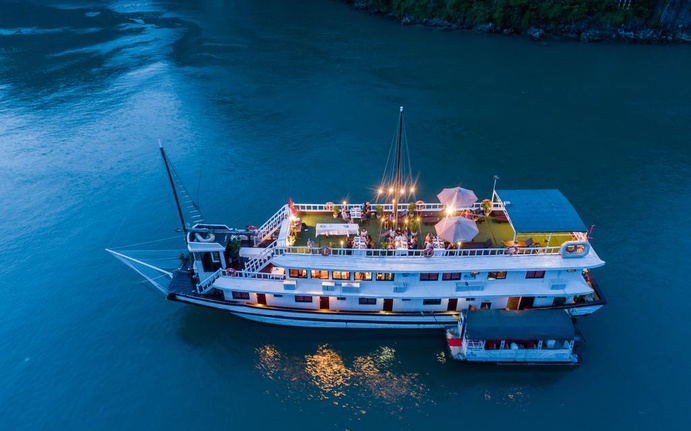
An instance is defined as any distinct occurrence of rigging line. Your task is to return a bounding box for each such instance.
[109,235,185,249]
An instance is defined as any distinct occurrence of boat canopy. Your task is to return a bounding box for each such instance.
[465,309,575,340]
[495,189,587,233]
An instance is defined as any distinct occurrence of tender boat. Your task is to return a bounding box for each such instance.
[108,108,605,329]
[445,309,584,365]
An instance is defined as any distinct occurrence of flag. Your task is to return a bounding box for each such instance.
[288,197,298,216]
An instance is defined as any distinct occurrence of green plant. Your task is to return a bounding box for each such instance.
[226,238,241,257]
[375,205,384,217]
[333,205,340,216]
[407,201,416,214]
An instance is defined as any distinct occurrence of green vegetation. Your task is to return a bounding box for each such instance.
[351,0,661,35]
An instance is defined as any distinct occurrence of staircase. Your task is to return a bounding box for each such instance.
[243,240,278,274]
[254,205,290,246]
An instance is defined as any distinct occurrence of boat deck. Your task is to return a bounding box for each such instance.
[289,210,574,250]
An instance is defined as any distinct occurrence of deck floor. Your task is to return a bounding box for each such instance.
[291,211,519,249]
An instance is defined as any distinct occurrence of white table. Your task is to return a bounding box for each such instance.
[315,223,359,237]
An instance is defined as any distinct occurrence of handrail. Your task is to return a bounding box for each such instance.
[293,202,481,213]
[197,268,223,294]
[255,204,290,245]
[244,240,278,273]
[274,245,563,258]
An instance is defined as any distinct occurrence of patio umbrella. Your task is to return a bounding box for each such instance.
[434,216,479,243]
[437,187,478,208]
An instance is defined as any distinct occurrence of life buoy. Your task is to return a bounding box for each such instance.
[423,248,434,258]
[505,246,518,255]
[225,267,237,276]
[195,232,215,243]
[320,246,332,256]
[247,225,257,231]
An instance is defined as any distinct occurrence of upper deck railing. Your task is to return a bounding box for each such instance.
[294,201,488,213]
[274,245,563,258]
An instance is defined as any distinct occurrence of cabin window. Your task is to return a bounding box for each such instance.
[553,297,566,306]
[526,270,546,279]
[464,298,476,301]
[289,269,308,278]
[354,272,372,281]
[442,272,461,280]
[310,270,329,279]
[420,273,439,281]
[423,299,442,305]
[336,297,346,301]
[358,298,377,305]
[480,301,492,310]
[487,271,507,280]
[332,271,351,280]
[295,295,313,303]
[464,271,479,280]
[232,291,250,300]
[273,294,283,298]
[211,252,220,263]
[402,298,411,302]
[376,273,395,281]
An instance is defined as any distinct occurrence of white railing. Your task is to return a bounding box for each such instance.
[274,245,563,258]
[244,240,278,273]
[294,201,481,214]
[229,270,285,280]
[197,268,224,294]
[255,205,290,245]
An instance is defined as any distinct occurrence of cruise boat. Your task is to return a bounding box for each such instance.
[108,108,606,329]
[445,309,584,364]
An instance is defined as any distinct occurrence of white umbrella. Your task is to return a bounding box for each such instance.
[434,216,479,243]
[437,187,478,209]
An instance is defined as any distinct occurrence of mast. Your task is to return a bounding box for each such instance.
[159,142,187,235]
[393,106,403,227]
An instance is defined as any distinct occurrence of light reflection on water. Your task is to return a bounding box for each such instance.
[256,343,428,413]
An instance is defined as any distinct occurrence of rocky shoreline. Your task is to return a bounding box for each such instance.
[346,0,691,43]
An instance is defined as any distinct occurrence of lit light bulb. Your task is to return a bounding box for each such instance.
[378,188,383,195]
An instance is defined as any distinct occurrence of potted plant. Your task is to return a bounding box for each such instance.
[375,205,384,219]
[407,201,416,216]
[333,204,340,218]
[481,199,492,215]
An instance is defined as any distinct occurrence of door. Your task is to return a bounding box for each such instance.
[447,298,458,311]
[257,293,267,305]
[383,298,394,312]
[518,296,534,310]
[320,296,330,310]
[506,297,520,310]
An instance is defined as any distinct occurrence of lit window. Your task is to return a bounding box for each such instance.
[354,272,372,281]
[232,291,250,300]
[480,301,492,310]
[332,271,351,280]
[423,299,442,305]
[295,295,313,303]
[289,269,308,278]
[442,272,461,280]
[487,271,507,280]
[310,270,329,279]
[358,298,377,305]
[526,270,546,279]
[420,273,439,281]
[376,273,395,281]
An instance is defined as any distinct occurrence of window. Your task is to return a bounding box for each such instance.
[480,301,492,310]
[423,299,442,305]
[336,297,346,301]
[358,298,377,305]
[289,269,308,278]
[211,252,220,263]
[354,272,372,281]
[232,291,250,300]
[295,295,313,303]
[332,271,351,280]
[442,272,461,281]
[526,270,545,279]
[487,271,507,280]
[273,294,283,298]
[464,271,479,280]
[310,270,329,279]
[376,273,395,281]
[464,298,476,301]
[420,273,439,281]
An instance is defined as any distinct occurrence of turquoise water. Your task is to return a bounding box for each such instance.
[1,1,690,429]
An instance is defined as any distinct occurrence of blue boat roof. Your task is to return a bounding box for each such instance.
[495,189,587,233]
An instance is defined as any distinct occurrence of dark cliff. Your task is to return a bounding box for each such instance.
[345,0,691,42]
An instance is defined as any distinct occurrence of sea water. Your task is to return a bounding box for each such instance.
[1,1,690,429]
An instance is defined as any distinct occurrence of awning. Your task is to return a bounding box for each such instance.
[495,189,587,233]
[465,309,575,340]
